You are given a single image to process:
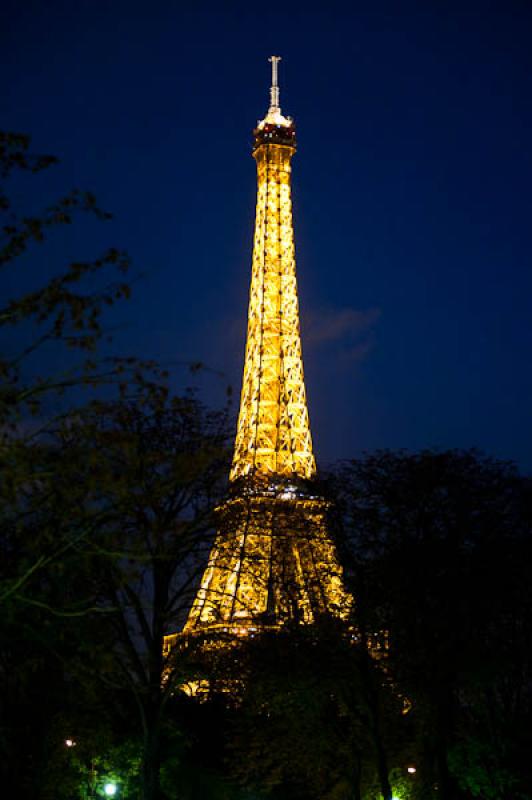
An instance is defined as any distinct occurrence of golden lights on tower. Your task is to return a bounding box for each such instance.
[168,57,351,645]
[231,64,315,482]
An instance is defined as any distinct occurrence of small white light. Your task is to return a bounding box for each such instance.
[65,739,76,748]
[407,766,417,774]
[104,783,117,797]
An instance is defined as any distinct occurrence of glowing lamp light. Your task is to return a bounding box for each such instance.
[104,783,117,797]
[407,766,417,774]
[65,739,76,748]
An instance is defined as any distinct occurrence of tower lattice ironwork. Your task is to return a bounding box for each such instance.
[175,58,351,641]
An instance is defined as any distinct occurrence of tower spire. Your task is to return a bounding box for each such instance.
[268,55,281,113]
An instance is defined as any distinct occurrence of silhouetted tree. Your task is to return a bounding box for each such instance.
[0,130,134,613]
[47,388,230,800]
[217,618,409,800]
[332,449,532,800]
[0,129,140,797]
[0,131,233,799]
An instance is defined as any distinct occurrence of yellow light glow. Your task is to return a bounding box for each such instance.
[164,66,352,651]
[184,493,351,634]
[230,141,315,482]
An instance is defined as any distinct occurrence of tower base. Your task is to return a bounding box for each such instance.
[182,480,351,638]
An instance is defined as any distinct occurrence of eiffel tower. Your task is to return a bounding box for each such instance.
[180,57,351,639]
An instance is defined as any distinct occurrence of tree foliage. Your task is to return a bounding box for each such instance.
[222,620,408,800]
[0,131,132,427]
[0,131,233,800]
[331,449,532,800]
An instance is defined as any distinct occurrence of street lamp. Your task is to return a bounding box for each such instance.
[103,783,117,797]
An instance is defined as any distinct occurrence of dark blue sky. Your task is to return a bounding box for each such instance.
[2,1,531,470]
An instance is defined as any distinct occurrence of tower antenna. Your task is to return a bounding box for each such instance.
[268,55,281,113]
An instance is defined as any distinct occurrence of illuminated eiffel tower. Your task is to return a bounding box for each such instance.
[181,57,351,639]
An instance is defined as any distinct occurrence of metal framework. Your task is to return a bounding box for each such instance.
[175,58,351,641]
[231,136,315,481]
[183,489,349,635]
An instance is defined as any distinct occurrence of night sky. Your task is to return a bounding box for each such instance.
[2,1,531,471]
